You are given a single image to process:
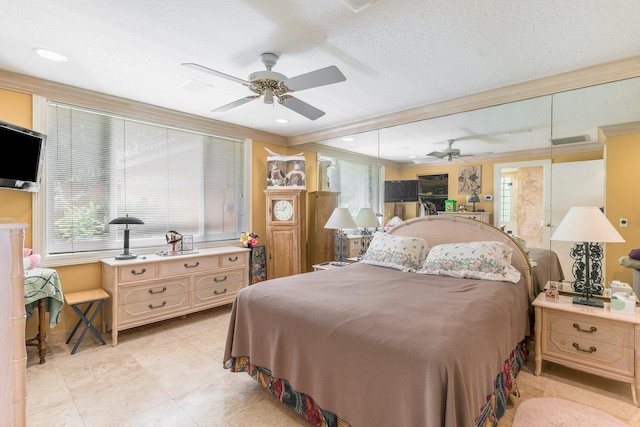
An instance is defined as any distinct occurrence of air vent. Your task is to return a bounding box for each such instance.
[550,135,590,145]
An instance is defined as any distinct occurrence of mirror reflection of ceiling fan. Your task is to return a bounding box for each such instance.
[424,139,476,162]
[182,52,346,120]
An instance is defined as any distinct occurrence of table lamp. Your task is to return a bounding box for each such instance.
[466,190,480,212]
[324,207,357,266]
[355,207,379,254]
[551,206,624,307]
[109,214,144,260]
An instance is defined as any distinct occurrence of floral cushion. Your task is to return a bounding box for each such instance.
[360,232,427,272]
[417,241,521,283]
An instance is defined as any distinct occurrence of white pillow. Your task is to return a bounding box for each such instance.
[361,232,427,272]
[417,241,521,283]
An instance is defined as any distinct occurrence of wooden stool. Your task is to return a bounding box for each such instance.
[64,289,109,354]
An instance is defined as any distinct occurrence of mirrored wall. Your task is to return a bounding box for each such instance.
[304,76,640,284]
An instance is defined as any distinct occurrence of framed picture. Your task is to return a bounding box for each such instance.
[458,165,481,194]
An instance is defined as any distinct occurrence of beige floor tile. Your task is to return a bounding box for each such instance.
[73,370,173,426]
[118,399,200,427]
[26,399,84,427]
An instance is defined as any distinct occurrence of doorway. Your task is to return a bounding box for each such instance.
[494,159,552,249]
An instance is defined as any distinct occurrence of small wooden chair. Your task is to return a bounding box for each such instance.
[64,288,109,354]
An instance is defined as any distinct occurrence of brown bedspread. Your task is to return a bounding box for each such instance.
[528,248,564,295]
[224,262,530,427]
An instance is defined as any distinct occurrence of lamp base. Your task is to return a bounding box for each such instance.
[330,261,350,267]
[572,296,604,308]
[115,253,138,260]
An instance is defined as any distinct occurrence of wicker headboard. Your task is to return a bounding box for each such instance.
[388,215,534,301]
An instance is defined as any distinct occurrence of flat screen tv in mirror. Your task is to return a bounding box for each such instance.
[384,180,418,203]
[0,119,46,192]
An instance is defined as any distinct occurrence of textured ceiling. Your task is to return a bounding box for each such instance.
[1,0,640,160]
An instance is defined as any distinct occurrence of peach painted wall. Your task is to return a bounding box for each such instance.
[605,132,640,285]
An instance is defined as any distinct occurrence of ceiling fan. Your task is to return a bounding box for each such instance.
[182,53,346,120]
[425,139,475,162]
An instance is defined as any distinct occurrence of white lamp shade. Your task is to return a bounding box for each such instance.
[355,207,379,228]
[324,208,357,230]
[551,206,625,243]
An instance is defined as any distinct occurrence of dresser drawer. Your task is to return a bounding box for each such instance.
[192,269,245,306]
[119,292,189,325]
[119,263,157,283]
[119,278,189,306]
[544,310,634,347]
[221,252,246,268]
[158,255,219,276]
[543,330,634,376]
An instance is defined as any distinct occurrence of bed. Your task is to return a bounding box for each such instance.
[528,247,565,296]
[223,215,533,426]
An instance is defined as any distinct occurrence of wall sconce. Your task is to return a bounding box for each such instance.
[324,208,357,266]
[355,207,379,254]
[551,206,624,307]
[109,214,144,260]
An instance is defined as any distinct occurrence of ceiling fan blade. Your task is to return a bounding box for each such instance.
[426,151,446,158]
[182,63,250,86]
[212,96,258,112]
[279,96,325,120]
[282,66,346,92]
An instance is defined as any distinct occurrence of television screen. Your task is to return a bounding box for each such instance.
[384,180,419,203]
[0,119,47,192]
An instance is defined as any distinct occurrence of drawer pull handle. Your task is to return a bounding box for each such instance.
[228,256,238,262]
[214,275,228,282]
[573,342,596,354]
[353,240,360,245]
[214,288,228,295]
[148,287,167,295]
[573,323,597,333]
[184,262,200,268]
[131,268,146,275]
[148,301,167,309]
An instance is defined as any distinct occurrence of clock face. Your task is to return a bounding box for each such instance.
[273,200,294,221]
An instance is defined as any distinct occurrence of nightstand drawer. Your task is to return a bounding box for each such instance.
[545,310,634,347]
[543,331,634,376]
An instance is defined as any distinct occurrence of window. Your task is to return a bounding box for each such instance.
[42,102,247,261]
[318,154,381,218]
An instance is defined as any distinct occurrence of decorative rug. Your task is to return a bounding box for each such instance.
[512,397,628,426]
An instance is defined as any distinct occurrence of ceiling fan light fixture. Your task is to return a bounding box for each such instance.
[264,87,274,105]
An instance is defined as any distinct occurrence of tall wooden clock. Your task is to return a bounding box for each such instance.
[265,189,307,279]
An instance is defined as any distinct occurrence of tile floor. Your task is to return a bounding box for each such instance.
[25,305,640,426]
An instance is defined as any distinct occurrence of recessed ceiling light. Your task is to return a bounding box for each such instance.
[342,137,354,142]
[33,48,68,62]
[408,155,416,159]
[275,118,289,124]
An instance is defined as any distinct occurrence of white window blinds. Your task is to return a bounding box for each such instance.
[45,102,247,255]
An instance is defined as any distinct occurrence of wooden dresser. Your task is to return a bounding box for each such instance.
[101,246,249,345]
[437,211,491,224]
[532,293,640,405]
[307,191,339,268]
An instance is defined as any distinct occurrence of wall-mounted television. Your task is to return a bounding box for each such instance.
[0,119,47,192]
[384,180,419,203]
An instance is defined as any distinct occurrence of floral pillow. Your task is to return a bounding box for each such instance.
[417,241,521,283]
[360,232,427,272]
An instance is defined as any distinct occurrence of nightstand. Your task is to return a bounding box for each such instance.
[312,261,352,271]
[532,291,640,406]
